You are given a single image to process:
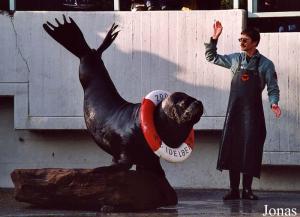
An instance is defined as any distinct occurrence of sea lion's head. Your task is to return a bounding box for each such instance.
[154,92,203,148]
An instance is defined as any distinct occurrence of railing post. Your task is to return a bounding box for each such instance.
[233,0,240,9]
[114,0,120,11]
[248,0,258,13]
[9,0,16,11]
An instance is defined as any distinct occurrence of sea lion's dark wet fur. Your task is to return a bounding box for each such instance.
[43,15,203,176]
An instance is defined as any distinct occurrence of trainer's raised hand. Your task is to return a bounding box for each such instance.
[212,20,223,40]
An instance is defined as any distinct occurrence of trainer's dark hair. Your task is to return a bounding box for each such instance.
[241,27,260,46]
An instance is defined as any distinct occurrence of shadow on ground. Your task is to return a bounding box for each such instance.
[1,188,300,217]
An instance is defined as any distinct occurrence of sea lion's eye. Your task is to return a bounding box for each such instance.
[177,101,185,107]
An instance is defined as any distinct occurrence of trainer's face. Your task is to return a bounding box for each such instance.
[239,34,257,52]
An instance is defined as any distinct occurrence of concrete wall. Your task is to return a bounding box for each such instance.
[1,97,300,190]
[0,10,246,130]
[1,11,300,165]
[259,33,300,165]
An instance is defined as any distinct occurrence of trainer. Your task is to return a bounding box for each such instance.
[205,21,281,200]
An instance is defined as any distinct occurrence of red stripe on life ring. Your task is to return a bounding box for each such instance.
[140,98,161,151]
[185,129,195,149]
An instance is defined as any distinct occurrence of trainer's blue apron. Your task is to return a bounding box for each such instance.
[217,57,266,178]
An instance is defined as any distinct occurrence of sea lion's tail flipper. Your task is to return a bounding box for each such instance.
[96,23,120,56]
[43,15,90,58]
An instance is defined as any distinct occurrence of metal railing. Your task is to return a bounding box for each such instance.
[8,0,120,11]
[233,0,300,18]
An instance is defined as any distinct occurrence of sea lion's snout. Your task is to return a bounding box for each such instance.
[162,92,203,125]
[182,100,203,123]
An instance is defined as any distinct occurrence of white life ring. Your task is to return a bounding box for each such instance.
[140,90,195,163]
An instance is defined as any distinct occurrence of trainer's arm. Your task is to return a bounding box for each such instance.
[264,61,281,118]
[265,62,280,106]
[204,20,236,69]
[204,38,235,69]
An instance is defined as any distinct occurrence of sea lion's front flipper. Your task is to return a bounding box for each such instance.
[43,15,91,58]
[93,152,133,173]
[93,162,132,173]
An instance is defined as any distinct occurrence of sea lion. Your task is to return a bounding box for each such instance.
[43,15,203,177]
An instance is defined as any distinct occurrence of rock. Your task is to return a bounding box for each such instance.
[11,167,177,212]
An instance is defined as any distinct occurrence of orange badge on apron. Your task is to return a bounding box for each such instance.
[241,73,249,81]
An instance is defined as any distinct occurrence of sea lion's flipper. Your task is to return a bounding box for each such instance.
[93,162,132,173]
[93,153,133,173]
[96,23,120,56]
[43,15,91,58]
[136,159,166,177]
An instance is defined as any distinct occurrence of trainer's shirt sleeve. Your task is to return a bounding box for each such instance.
[204,37,237,69]
[264,61,280,106]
